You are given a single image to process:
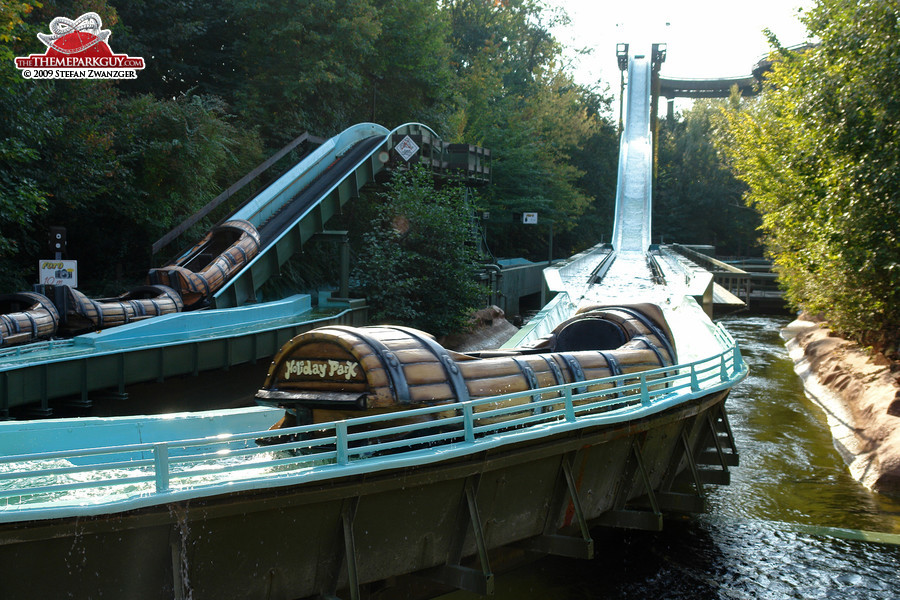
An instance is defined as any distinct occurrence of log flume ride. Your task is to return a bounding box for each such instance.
[257,305,677,429]
[62,284,184,334]
[147,219,261,309]
[0,219,260,347]
[0,49,748,600]
[0,292,59,347]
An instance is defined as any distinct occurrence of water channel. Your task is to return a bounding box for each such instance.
[443,313,900,600]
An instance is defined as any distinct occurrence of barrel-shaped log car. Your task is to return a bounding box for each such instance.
[0,292,59,347]
[147,220,261,309]
[256,305,677,432]
[62,284,184,334]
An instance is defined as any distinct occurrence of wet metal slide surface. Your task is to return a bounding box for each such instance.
[612,56,653,254]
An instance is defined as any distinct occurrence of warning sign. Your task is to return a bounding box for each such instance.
[395,135,420,162]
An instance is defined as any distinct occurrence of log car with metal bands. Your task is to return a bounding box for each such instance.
[61,284,184,335]
[256,305,677,427]
[0,292,59,347]
[147,219,261,309]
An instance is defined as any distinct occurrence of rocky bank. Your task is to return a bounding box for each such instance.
[782,319,900,496]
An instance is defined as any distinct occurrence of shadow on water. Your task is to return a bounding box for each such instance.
[441,314,900,600]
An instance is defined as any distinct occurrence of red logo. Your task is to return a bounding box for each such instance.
[14,12,145,79]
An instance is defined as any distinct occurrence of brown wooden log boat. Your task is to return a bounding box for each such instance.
[62,284,184,334]
[0,292,59,347]
[256,304,677,428]
[147,220,261,309]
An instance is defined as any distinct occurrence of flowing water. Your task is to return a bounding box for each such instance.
[444,314,900,599]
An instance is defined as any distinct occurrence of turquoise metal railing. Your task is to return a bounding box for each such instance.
[0,325,746,522]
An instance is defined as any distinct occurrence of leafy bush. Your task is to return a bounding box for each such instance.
[353,167,483,336]
[719,0,900,351]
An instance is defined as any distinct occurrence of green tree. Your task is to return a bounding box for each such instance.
[445,0,607,260]
[556,85,619,255]
[353,167,482,336]
[227,0,381,145]
[719,0,900,348]
[362,0,457,129]
[0,1,264,292]
[656,100,758,255]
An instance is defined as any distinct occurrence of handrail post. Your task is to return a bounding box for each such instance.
[336,421,349,465]
[720,355,728,381]
[153,443,170,493]
[690,365,700,392]
[463,404,475,443]
[640,373,650,406]
[732,345,743,372]
[564,388,576,422]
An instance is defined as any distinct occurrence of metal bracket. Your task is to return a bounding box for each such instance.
[594,437,664,531]
[318,497,361,600]
[680,428,706,500]
[695,410,734,485]
[340,497,360,600]
[422,475,494,595]
[382,326,470,403]
[714,403,739,456]
[326,326,410,405]
[707,409,731,469]
[523,453,594,558]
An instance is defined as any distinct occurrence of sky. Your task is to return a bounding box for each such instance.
[548,0,814,98]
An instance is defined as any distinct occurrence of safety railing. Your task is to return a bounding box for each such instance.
[0,325,746,521]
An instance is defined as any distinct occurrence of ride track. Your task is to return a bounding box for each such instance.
[0,123,471,415]
[0,49,748,600]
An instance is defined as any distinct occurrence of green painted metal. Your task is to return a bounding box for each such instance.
[213,122,490,310]
[0,297,367,415]
[0,379,739,599]
[495,260,546,316]
[0,325,744,520]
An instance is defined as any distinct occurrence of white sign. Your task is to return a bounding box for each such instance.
[522,212,538,225]
[39,259,78,287]
[395,135,419,162]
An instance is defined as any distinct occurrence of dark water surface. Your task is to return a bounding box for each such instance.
[443,314,900,599]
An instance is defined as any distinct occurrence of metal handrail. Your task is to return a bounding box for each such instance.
[0,324,747,521]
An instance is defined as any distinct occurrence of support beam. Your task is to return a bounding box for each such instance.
[340,497,361,600]
[522,452,594,559]
[423,475,494,596]
[594,437,664,531]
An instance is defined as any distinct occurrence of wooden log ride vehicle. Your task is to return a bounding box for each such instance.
[0,292,59,347]
[61,284,184,335]
[256,305,677,433]
[147,219,261,309]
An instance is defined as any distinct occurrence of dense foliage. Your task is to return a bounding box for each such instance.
[353,168,482,336]
[656,100,759,256]
[3,0,802,338]
[719,0,900,350]
[0,0,622,298]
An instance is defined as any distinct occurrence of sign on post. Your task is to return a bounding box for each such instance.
[39,260,78,287]
[395,135,420,162]
[522,212,538,225]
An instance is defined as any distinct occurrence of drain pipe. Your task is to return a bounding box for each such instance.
[482,264,503,309]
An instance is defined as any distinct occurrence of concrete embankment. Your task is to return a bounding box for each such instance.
[782,319,900,496]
